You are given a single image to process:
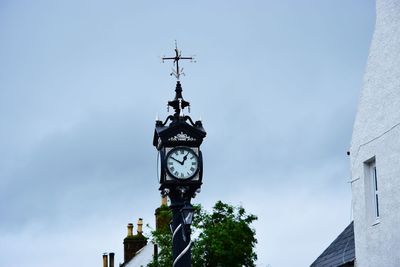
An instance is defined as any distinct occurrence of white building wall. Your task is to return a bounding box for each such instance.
[350,0,400,266]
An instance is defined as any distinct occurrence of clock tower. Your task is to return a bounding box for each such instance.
[153,44,206,267]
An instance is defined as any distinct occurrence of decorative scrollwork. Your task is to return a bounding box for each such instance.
[168,132,196,142]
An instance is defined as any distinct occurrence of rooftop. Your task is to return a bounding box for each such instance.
[310,221,355,267]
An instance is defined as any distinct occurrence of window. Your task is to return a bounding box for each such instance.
[364,158,380,224]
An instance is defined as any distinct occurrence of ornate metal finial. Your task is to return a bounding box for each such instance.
[168,81,190,118]
[162,41,195,80]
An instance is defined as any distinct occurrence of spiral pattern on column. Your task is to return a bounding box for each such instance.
[172,223,192,267]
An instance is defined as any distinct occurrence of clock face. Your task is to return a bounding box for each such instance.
[166,147,199,179]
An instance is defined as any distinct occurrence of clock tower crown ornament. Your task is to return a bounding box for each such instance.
[153,44,206,267]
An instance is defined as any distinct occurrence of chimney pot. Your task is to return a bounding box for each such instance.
[103,253,108,267]
[127,223,134,237]
[161,196,168,206]
[109,252,115,267]
[137,218,143,235]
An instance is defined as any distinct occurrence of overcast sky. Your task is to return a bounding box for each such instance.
[0,1,375,266]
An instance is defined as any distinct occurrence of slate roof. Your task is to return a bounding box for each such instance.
[310,221,355,267]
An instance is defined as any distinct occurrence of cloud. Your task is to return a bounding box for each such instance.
[0,0,374,266]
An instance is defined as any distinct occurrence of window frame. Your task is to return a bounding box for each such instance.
[371,161,380,223]
[364,157,380,225]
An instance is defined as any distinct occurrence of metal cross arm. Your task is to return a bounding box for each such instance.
[162,42,195,80]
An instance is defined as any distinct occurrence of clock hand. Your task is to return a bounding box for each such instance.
[170,156,184,165]
[182,152,189,164]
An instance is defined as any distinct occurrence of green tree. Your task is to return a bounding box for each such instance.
[148,201,257,267]
[147,204,173,267]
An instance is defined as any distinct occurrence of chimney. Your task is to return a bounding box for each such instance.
[127,223,133,237]
[102,253,108,267]
[123,219,148,264]
[137,218,143,235]
[155,197,172,231]
[109,252,114,267]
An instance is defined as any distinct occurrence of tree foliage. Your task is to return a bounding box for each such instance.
[147,204,173,267]
[148,201,257,267]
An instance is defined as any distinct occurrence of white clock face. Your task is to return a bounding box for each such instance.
[166,147,199,179]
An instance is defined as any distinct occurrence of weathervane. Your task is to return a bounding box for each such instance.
[162,41,195,80]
